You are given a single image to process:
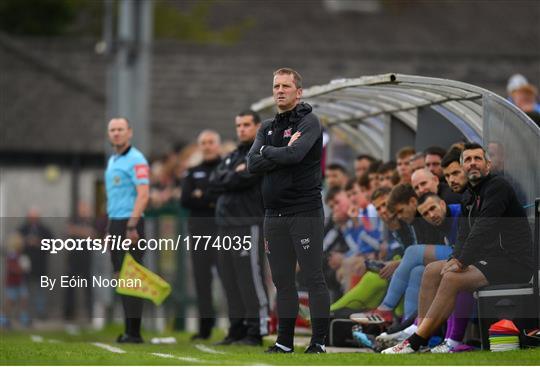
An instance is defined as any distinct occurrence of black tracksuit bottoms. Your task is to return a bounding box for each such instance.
[263,207,330,347]
[217,224,269,339]
[109,219,145,337]
[188,219,219,337]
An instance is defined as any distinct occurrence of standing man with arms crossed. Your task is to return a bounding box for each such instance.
[247,68,330,354]
[209,110,269,347]
[180,130,222,340]
[105,117,150,343]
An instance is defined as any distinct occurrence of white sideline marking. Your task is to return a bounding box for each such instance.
[151,353,203,363]
[91,342,126,354]
[30,335,44,342]
[194,343,226,354]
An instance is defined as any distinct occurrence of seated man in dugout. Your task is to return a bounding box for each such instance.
[382,142,534,354]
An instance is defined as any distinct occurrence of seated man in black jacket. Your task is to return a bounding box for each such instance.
[383,142,534,354]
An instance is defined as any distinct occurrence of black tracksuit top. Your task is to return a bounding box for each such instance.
[453,173,534,269]
[247,102,323,216]
[180,157,221,218]
[209,142,265,226]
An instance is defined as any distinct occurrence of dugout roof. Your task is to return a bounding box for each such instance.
[251,73,540,212]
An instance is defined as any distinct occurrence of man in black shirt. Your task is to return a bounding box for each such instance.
[180,130,222,340]
[247,68,330,354]
[383,143,533,354]
[209,110,269,346]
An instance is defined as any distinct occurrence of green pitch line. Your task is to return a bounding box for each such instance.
[1,327,539,365]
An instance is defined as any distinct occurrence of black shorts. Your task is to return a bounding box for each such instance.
[108,219,145,272]
[473,257,533,285]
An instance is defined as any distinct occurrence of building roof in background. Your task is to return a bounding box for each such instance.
[1,0,539,157]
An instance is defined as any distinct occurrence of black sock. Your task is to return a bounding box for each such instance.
[125,318,141,337]
[408,333,428,351]
[276,318,296,349]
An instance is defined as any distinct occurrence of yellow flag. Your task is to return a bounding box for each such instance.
[116,253,171,305]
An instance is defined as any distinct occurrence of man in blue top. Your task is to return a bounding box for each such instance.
[105,117,150,343]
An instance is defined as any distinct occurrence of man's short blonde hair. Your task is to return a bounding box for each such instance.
[273,67,303,88]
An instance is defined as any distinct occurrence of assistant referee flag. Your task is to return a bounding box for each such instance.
[116,253,171,305]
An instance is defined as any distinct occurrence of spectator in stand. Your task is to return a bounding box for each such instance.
[367,160,382,191]
[354,154,376,180]
[358,173,376,202]
[396,147,416,184]
[409,153,425,174]
[328,177,383,294]
[18,207,53,320]
[424,146,446,179]
[64,201,95,326]
[377,161,400,189]
[411,168,462,204]
[506,74,540,115]
[512,82,540,124]
[330,187,407,318]
[449,142,465,153]
[325,162,350,190]
[344,178,382,257]
[0,233,30,328]
[149,160,174,209]
[324,188,353,302]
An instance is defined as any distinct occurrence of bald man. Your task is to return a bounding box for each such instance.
[105,117,150,343]
[180,130,222,340]
[411,169,461,205]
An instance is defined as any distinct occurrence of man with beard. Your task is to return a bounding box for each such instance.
[383,143,533,354]
[441,148,468,194]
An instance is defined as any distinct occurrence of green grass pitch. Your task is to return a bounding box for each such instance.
[1,325,539,365]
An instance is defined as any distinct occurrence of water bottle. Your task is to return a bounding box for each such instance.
[352,325,374,348]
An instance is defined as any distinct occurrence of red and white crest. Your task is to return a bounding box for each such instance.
[283,128,292,138]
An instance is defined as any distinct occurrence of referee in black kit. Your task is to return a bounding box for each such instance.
[247,68,330,354]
